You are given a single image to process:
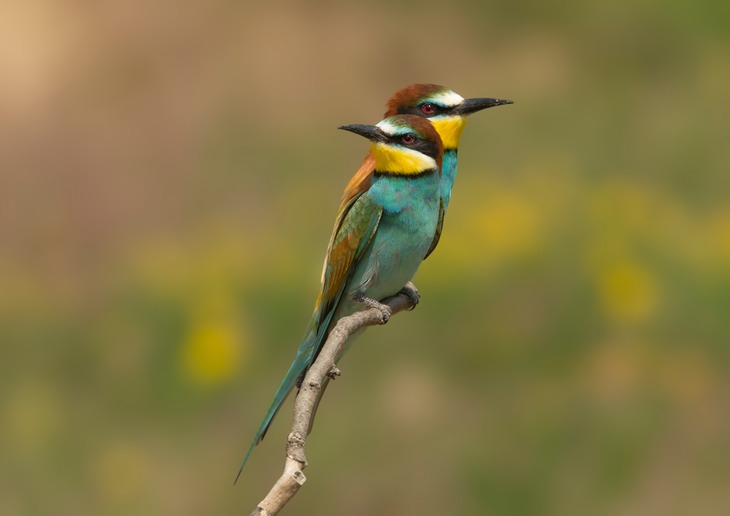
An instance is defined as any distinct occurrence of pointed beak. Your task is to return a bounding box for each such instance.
[338,123,389,143]
[456,97,513,116]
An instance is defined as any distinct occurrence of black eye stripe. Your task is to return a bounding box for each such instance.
[387,133,439,161]
[396,103,450,118]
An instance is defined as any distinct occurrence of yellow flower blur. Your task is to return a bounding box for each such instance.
[181,318,241,386]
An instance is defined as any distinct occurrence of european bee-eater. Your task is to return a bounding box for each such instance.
[341,84,512,258]
[237,115,444,480]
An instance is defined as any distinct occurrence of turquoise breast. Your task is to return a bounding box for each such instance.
[334,170,441,319]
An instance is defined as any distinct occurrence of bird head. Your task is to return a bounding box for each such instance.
[384,84,513,150]
[339,115,443,176]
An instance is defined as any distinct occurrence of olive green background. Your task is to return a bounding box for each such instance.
[2,1,729,514]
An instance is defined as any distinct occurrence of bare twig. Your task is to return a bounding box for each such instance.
[250,284,419,516]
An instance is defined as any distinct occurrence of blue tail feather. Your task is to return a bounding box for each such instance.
[234,326,320,483]
[235,291,344,484]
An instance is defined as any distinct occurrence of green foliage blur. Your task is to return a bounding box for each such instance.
[2,1,729,514]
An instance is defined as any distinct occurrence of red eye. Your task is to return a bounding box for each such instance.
[402,134,416,145]
[421,103,435,115]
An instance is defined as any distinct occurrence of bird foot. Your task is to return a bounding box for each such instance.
[399,282,420,310]
[353,292,392,324]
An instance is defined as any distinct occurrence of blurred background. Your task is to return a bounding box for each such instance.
[1,0,729,514]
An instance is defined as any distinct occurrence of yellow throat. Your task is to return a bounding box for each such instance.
[430,116,467,150]
[370,142,438,175]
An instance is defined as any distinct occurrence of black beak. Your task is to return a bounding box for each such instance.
[338,124,389,143]
[456,97,513,116]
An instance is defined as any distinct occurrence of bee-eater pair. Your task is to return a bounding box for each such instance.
[237,84,512,481]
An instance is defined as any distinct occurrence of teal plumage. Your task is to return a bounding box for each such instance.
[332,172,440,321]
[440,149,459,210]
[236,115,443,481]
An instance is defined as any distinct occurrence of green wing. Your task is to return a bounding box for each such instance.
[315,191,383,331]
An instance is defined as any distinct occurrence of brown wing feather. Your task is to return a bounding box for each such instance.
[320,152,376,284]
[316,192,383,326]
[338,152,376,213]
